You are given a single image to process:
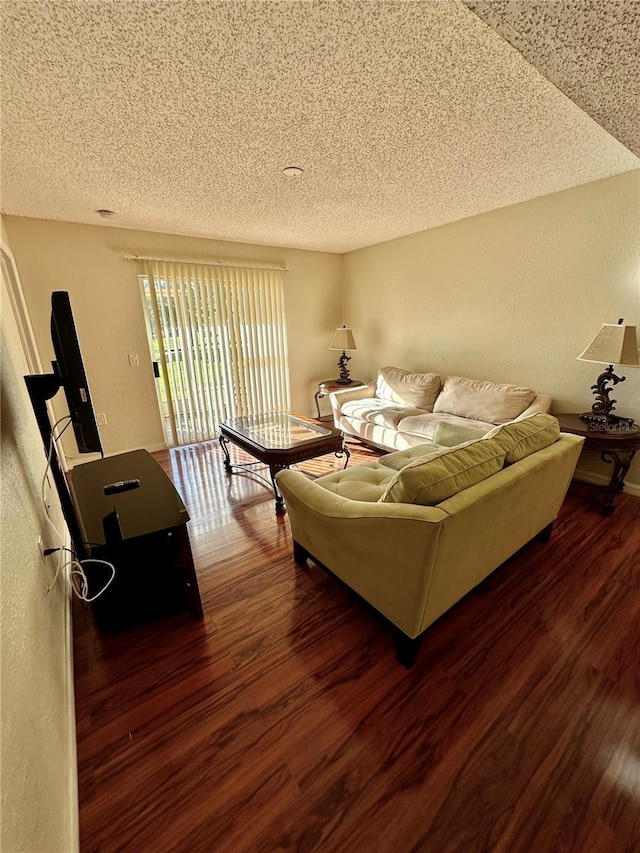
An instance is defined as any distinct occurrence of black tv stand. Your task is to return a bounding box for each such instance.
[71,449,203,633]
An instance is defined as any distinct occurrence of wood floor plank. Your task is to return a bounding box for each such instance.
[73,437,640,852]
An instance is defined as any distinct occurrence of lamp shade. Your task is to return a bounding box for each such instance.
[577,323,639,367]
[329,326,357,351]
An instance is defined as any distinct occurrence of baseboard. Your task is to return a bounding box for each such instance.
[64,551,80,852]
[66,442,169,467]
[574,468,640,498]
[143,442,169,454]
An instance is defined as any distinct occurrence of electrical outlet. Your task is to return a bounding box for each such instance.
[97,413,108,426]
[128,353,139,367]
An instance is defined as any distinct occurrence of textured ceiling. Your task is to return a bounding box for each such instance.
[464,0,640,157]
[1,1,638,253]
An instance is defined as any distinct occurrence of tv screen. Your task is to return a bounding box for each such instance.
[50,291,103,455]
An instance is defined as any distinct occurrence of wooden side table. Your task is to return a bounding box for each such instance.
[556,413,640,515]
[314,378,365,420]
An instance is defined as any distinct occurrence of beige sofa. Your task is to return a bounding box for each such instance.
[276,414,583,666]
[330,365,552,452]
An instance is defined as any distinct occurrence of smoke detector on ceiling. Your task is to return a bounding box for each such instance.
[96,209,116,218]
[282,166,304,177]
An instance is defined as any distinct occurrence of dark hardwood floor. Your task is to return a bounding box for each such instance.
[73,438,640,852]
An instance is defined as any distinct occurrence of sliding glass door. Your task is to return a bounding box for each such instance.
[141,260,290,447]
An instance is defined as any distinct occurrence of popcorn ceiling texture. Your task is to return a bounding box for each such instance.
[464,0,640,157]
[1,0,637,253]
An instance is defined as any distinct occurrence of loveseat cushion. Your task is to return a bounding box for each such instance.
[378,443,441,470]
[433,376,536,424]
[380,438,506,506]
[483,413,560,464]
[316,463,396,502]
[376,366,441,411]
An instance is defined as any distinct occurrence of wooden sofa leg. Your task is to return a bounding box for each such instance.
[293,540,309,567]
[537,521,554,542]
[395,632,423,668]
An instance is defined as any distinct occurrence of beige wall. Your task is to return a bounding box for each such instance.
[3,173,636,851]
[3,217,342,460]
[343,171,640,488]
[5,172,640,490]
[1,237,78,851]
[0,221,334,853]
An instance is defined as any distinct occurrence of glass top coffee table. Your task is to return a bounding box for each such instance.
[219,412,350,515]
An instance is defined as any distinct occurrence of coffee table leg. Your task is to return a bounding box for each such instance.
[269,464,288,516]
[336,441,350,469]
[219,434,232,473]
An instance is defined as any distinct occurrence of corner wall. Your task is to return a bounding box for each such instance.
[3,218,342,459]
[1,236,79,852]
[343,171,640,488]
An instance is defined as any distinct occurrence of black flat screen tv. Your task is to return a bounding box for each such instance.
[50,291,103,455]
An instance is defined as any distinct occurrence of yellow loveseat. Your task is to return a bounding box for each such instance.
[276,414,583,666]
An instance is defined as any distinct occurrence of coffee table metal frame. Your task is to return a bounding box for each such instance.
[219,413,350,515]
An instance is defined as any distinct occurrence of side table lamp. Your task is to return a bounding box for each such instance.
[577,318,639,429]
[329,326,357,385]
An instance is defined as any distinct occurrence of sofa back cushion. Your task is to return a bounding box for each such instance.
[380,437,506,506]
[484,413,560,464]
[433,376,536,424]
[376,366,441,411]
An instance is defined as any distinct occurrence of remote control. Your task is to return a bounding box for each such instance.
[103,479,141,495]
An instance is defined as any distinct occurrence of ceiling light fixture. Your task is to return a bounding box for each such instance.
[96,209,116,218]
[282,166,304,177]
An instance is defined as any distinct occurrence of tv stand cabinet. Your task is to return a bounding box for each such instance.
[71,449,203,633]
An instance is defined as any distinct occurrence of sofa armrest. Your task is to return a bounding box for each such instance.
[329,380,377,425]
[514,393,553,420]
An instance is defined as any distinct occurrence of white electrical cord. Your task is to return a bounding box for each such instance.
[42,417,116,601]
[47,547,116,602]
[69,558,116,602]
[42,415,72,548]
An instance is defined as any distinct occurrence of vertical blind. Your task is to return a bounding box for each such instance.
[143,260,290,446]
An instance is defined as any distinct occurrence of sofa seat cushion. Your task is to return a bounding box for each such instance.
[380,438,506,506]
[433,376,536,424]
[341,398,427,429]
[378,443,441,470]
[484,413,560,464]
[431,421,490,447]
[376,366,441,411]
[397,411,495,441]
[316,464,396,502]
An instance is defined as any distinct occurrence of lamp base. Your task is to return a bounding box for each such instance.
[579,411,637,431]
[336,351,352,384]
[334,378,354,385]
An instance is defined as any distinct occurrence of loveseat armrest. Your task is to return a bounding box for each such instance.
[276,469,447,637]
[329,380,377,425]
